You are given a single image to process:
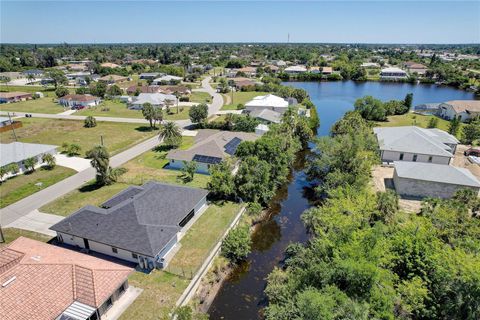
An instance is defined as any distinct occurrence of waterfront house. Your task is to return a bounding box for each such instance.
[0,237,132,320]
[248,108,282,124]
[50,182,208,269]
[321,67,333,75]
[380,67,408,80]
[373,126,459,165]
[393,161,480,199]
[166,130,258,174]
[403,61,428,75]
[244,94,289,114]
[284,65,307,74]
[59,94,101,108]
[0,91,32,103]
[438,100,480,122]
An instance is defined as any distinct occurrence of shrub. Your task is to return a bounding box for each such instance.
[55,86,69,98]
[221,225,251,263]
[84,116,97,128]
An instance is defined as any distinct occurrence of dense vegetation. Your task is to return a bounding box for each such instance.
[264,111,480,320]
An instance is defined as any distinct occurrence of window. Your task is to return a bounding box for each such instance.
[132,253,138,259]
[179,209,195,227]
[399,153,404,160]
[111,247,118,254]
[428,156,433,163]
[413,154,418,162]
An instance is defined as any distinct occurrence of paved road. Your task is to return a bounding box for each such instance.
[0,135,160,226]
[199,76,224,116]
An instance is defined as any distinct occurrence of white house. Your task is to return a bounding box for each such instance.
[51,182,209,269]
[393,161,480,199]
[438,100,480,122]
[380,67,408,80]
[129,93,177,110]
[167,130,258,174]
[152,75,183,85]
[0,142,57,174]
[373,126,459,165]
[244,94,289,114]
[284,65,307,74]
[58,94,101,108]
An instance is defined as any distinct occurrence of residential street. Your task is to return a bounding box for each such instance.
[200,76,224,116]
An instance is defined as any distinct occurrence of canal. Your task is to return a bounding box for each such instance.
[207,81,476,319]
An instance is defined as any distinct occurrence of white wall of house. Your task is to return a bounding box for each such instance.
[245,105,288,114]
[393,171,480,199]
[380,150,451,165]
[168,159,211,174]
[438,104,477,122]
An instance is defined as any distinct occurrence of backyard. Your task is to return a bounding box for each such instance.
[221,91,269,110]
[0,228,53,246]
[0,117,157,157]
[0,97,65,114]
[0,165,76,208]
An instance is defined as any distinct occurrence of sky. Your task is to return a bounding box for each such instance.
[1,1,479,44]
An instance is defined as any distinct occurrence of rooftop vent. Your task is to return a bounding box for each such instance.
[2,276,16,288]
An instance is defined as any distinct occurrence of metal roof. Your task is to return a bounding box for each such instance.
[59,301,96,320]
[0,142,58,167]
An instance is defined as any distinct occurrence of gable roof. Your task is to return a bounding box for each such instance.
[442,100,480,113]
[0,142,57,167]
[373,126,458,157]
[167,130,258,162]
[0,237,132,320]
[245,94,288,109]
[394,161,480,187]
[50,182,208,257]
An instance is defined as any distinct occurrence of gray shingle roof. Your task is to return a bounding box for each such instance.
[0,142,57,167]
[373,126,458,157]
[50,182,208,257]
[394,161,480,187]
[249,108,282,124]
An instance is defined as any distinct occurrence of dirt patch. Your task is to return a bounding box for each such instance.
[452,144,480,180]
[194,258,232,313]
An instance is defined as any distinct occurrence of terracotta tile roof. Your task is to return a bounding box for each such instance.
[0,92,32,99]
[0,237,132,320]
[444,100,480,113]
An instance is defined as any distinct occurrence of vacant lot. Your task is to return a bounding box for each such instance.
[221,91,269,110]
[41,137,210,216]
[190,91,211,104]
[120,202,241,320]
[0,117,157,157]
[0,85,58,95]
[0,165,76,208]
[75,100,144,118]
[0,97,65,114]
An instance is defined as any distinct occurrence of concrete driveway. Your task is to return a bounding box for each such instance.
[55,154,92,172]
[7,210,63,236]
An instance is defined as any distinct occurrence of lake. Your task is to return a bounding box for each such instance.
[207,81,477,319]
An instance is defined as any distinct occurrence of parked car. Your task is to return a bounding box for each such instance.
[464,148,480,157]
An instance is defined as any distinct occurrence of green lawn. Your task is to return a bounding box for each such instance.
[0,165,76,208]
[190,91,211,104]
[40,137,209,216]
[221,91,269,110]
[75,100,144,119]
[164,106,191,121]
[375,113,465,138]
[0,97,65,114]
[0,117,157,157]
[0,228,53,246]
[0,85,57,94]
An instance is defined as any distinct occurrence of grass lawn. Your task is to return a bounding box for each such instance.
[0,97,65,114]
[221,91,269,110]
[375,113,465,138]
[0,85,56,95]
[0,117,157,157]
[0,228,53,246]
[40,137,209,216]
[0,166,76,208]
[190,91,211,104]
[164,106,191,121]
[75,100,144,119]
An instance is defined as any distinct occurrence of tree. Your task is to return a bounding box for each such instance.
[221,225,251,263]
[142,103,156,129]
[107,84,122,96]
[86,145,123,186]
[159,121,182,147]
[47,70,67,89]
[207,161,235,199]
[41,153,56,169]
[374,190,399,224]
[0,166,8,182]
[461,119,480,144]
[84,116,97,128]
[90,81,107,98]
[23,157,38,172]
[7,163,19,175]
[180,161,197,183]
[189,103,208,125]
[448,116,461,136]
[404,93,414,112]
[234,156,274,204]
[55,86,69,98]
[427,117,439,128]
[354,96,387,121]
[27,73,35,84]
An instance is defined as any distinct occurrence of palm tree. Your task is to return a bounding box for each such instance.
[41,153,56,169]
[159,121,182,148]
[27,74,35,84]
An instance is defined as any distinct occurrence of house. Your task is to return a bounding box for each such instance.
[152,75,183,85]
[248,108,282,124]
[414,103,441,115]
[0,142,57,172]
[236,66,257,77]
[438,100,480,122]
[167,130,258,174]
[393,161,480,199]
[22,69,44,77]
[126,85,162,95]
[0,91,32,103]
[265,65,279,73]
[244,94,289,114]
[321,67,333,75]
[158,85,192,96]
[361,62,380,68]
[51,182,209,269]
[98,74,128,84]
[373,126,459,165]
[100,62,120,68]
[380,67,408,80]
[284,65,307,74]
[255,123,270,136]
[308,66,321,74]
[129,93,177,110]
[228,77,257,90]
[403,61,428,75]
[275,60,287,67]
[0,237,132,320]
[0,116,22,133]
[139,72,160,80]
[59,94,101,108]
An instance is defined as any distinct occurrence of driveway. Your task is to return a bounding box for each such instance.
[6,210,63,237]
[55,154,92,172]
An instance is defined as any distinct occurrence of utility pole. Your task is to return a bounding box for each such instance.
[7,112,18,141]
[231,86,234,105]
[100,135,104,146]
